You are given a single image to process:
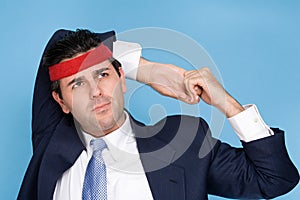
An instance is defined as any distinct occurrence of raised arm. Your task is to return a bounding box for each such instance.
[182,67,299,198]
[113,41,195,104]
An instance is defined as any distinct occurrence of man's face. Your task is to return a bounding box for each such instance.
[52,59,127,137]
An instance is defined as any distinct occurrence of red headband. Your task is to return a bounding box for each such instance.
[48,44,112,81]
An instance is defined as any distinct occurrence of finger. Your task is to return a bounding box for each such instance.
[160,86,194,104]
[178,89,196,104]
[184,76,201,103]
[177,92,191,104]
[184,70,199,80]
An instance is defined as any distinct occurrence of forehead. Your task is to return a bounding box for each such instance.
[50,44,113,80]
[75,59,112,76]
[60,59,113,81]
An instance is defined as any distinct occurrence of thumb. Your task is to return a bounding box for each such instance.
[181,88,200,104]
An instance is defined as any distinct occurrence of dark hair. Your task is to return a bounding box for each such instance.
[43,29,121,98]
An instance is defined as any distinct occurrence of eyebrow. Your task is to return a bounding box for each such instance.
[67,77,83,87]
[66,67,110,86]
[93,67,110,76]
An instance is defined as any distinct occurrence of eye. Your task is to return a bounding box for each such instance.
[72,81,85,89]
[97,72,109,79]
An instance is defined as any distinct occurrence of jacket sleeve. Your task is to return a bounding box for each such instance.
[205,119,299,199]
[31,29,116,151]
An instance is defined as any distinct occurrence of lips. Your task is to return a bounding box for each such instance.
[92,102,111,113]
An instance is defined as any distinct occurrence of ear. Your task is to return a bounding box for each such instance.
[52,91,71,114]
[119,67,126,93]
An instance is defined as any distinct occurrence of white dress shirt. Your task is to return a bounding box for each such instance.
[53,41,274,199]
[53,112,154,200]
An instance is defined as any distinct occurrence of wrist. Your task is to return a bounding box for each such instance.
[224,96,244,118]
[136,58,154,84]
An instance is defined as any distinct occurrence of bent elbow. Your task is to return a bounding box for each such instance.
[262,167,299,199]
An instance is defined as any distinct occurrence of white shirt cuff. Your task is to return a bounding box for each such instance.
[228,104,274,142]
[113,41,142,80]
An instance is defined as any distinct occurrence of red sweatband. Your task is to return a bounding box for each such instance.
[48,44,112,81]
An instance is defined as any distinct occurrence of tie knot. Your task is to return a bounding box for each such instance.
[90,138,107,153]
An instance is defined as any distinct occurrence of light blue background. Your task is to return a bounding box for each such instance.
[0,0,299,199]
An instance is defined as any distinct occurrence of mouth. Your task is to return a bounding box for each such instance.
[92,102,111,113]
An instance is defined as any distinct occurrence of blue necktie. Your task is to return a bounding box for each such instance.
[82,138,107,200]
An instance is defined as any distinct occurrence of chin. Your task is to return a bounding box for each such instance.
[99,117,125,134]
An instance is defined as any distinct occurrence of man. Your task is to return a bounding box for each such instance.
[18,29,299,199]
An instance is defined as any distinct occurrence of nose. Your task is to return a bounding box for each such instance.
[90,80,102,99]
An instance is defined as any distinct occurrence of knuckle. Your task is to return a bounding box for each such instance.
[185,70,194,77]
[202,66,210,71]
[199,67,211,76]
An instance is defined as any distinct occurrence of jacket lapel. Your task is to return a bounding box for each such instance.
[131,117,186,200]
[38,116,85,199]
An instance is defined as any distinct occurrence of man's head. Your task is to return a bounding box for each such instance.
[43,29,127,137]
[43,29,121,98]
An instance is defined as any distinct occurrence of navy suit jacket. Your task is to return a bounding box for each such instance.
[18,29,299,200]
